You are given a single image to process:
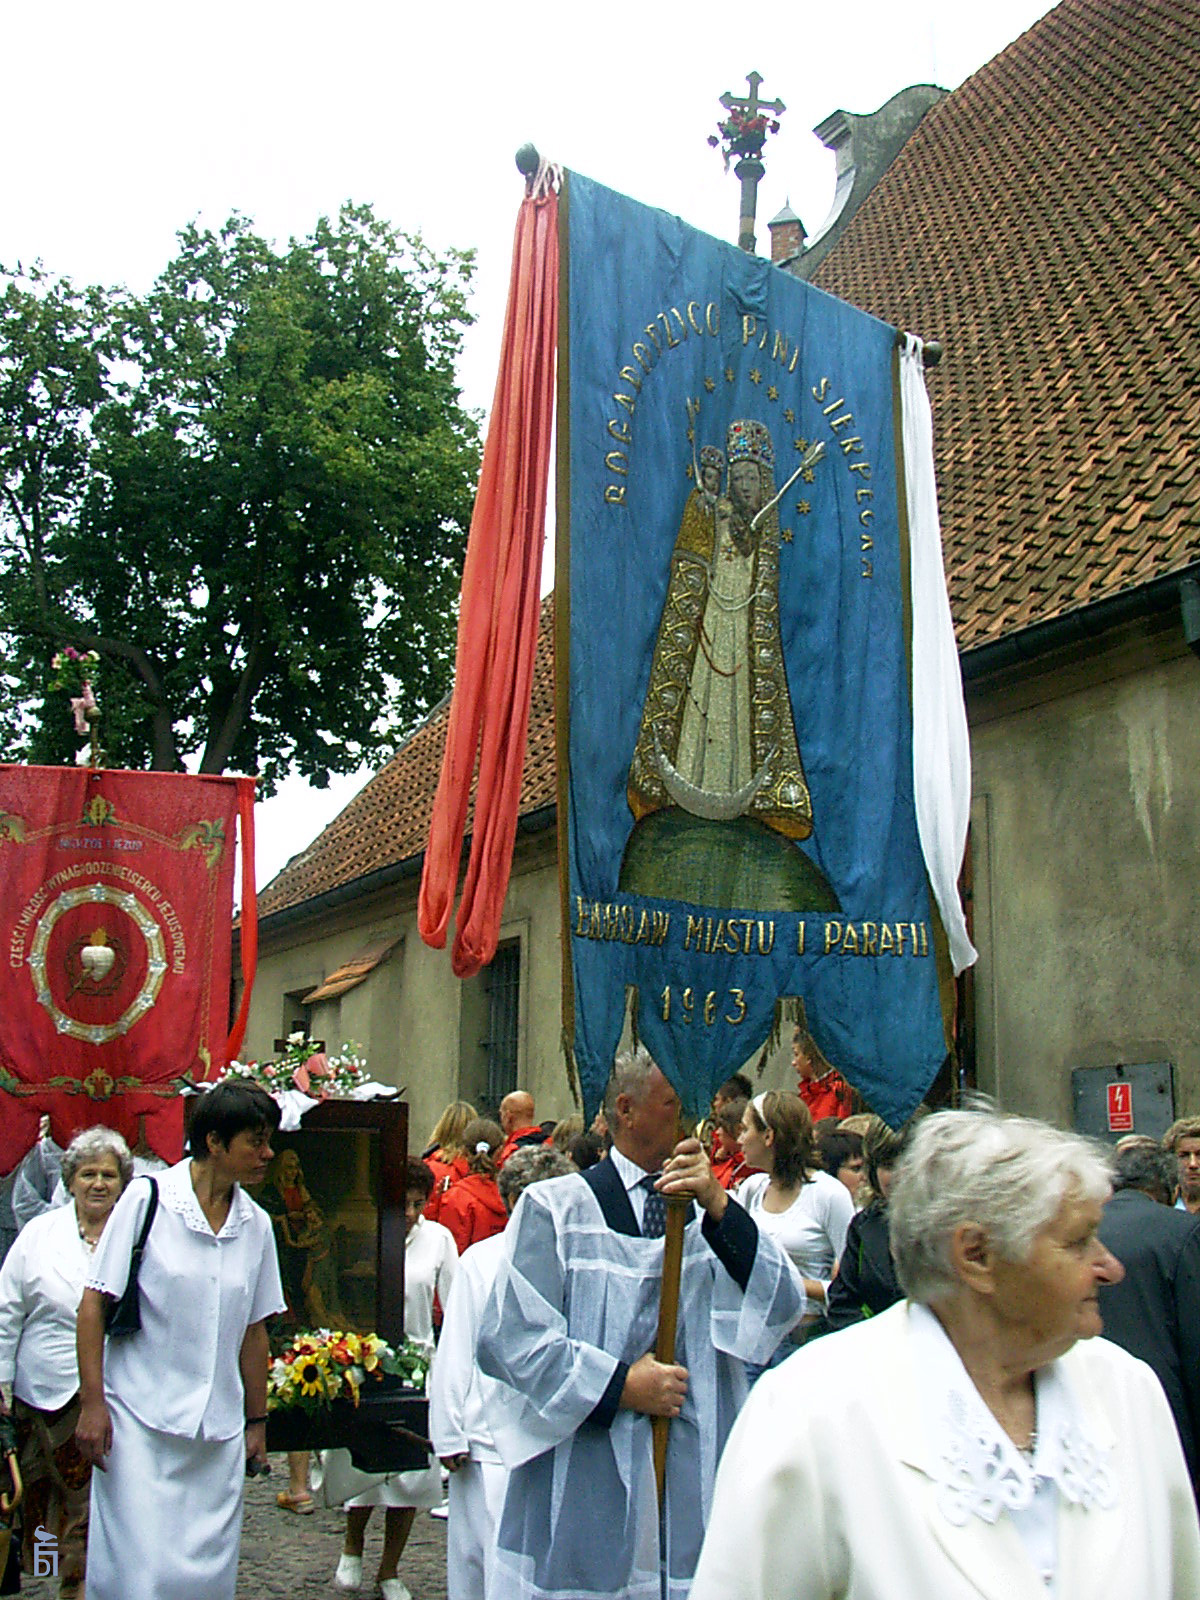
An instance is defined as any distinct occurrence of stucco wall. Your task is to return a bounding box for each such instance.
[969,640,1200,1128]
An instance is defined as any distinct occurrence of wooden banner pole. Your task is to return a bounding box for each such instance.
[652,1193,691,1508]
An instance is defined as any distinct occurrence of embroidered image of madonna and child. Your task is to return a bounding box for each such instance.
[620,417,840,913]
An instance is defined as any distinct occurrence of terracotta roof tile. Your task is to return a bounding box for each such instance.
[809,0,1200,651]
[258,595,557,919]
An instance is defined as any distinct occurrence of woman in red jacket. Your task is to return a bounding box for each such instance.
[438,1120,507,1254]
[422,1101,476,1224]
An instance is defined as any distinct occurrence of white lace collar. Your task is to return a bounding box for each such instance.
[158,1158,254,1239]
[908,1303,1116,1527]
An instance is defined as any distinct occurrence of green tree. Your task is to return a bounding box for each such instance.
[0,204,480,788]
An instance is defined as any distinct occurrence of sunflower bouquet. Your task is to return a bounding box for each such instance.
[268,1329,428,1416]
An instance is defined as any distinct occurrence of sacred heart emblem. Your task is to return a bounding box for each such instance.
[80,938,116,980]
[67,927,127,996]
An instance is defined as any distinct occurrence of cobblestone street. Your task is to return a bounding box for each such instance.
[236,1466,449,1600]
[18,1457,449,1600]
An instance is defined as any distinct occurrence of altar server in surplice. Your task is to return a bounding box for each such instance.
[476,1046,807,1600]
[429,1143,575,1600]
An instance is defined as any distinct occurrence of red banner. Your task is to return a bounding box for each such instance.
[0,765,254,1174]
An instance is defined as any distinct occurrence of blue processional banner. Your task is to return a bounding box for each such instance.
[559,173,950,1125]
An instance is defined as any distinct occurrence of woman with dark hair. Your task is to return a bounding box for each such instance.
[0,1127,132,1600]
[335,1158,457,1600]
[816,1126,866,1205]
[738,1091,854,1324]
[75,1081,285,1600]
[566,1130,604,1171]
[820,1114,912,1334]
[438,1120,506,1255]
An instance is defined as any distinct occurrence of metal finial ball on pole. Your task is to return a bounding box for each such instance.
[515,144,541,178]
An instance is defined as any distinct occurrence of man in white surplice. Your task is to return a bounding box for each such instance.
[476,1048,807,1600]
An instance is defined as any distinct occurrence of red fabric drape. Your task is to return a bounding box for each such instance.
[417,180,558,978]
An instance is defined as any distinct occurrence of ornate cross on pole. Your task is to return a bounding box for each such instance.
[718,71,786,254]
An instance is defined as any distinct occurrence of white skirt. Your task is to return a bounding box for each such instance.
[87,1390,245,1600]
[344,1457,442,1509]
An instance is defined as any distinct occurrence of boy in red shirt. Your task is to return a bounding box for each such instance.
[793,1024,854,1123]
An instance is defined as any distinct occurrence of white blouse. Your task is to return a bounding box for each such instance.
[87,1160,285,1441]
[737,1169,854,1296]
[404,1215,458,1354]
[428,1231,506,1465]
[0,1201,94,1410]
[908,1302,1117,1595]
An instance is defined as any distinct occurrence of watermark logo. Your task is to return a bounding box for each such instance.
[33,1526,59,1577]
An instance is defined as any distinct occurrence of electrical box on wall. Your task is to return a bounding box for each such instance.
[1071,1061,1175,1142]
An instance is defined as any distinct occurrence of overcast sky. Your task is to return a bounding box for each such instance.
[4,0,1057,889]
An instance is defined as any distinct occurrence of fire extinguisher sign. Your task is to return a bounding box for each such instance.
[1107,1081,1133,1133]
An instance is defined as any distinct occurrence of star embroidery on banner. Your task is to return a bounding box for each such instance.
[802,466,815,483]
[784,407,796,424]
[686,463,695,479]
[724,366,735,384]
[794,436,809,452]
[749,368,762,385]
[796,499,811,515]
[687,426,695,442]
[767,385,779,401]
[704,376,716,393]
[781,526,794,542]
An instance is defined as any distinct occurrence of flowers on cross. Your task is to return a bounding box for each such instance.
[708,108,782,171]
[268,1329,428,1415]
[50,648,103,753]
[50,646,102,694]
[219,1034,372,1099]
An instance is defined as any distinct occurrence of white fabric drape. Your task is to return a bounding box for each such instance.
[901,335,977,975]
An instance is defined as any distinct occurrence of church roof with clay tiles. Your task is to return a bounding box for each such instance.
[257,594,558,920]
[809,0,1200,652]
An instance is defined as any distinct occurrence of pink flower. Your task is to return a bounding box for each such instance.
[292,1053,328,1095]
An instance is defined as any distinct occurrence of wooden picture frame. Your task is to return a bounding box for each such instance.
[248,1097,409,1347]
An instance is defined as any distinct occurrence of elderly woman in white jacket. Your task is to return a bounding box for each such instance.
[0,1126,132,1600]
[691,1105,1200,1600]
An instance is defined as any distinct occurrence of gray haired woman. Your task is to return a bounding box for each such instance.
[692,1105,1200,1599]
[0,1127,132,1600]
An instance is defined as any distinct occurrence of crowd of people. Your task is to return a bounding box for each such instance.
[1,1062,1199,1598]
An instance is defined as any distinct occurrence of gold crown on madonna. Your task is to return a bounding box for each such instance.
[726,418,773,467]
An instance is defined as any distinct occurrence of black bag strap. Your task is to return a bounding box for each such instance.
[127,1175,159,1273]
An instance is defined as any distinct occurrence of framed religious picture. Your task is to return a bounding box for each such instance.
[247,1097,409,1347]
